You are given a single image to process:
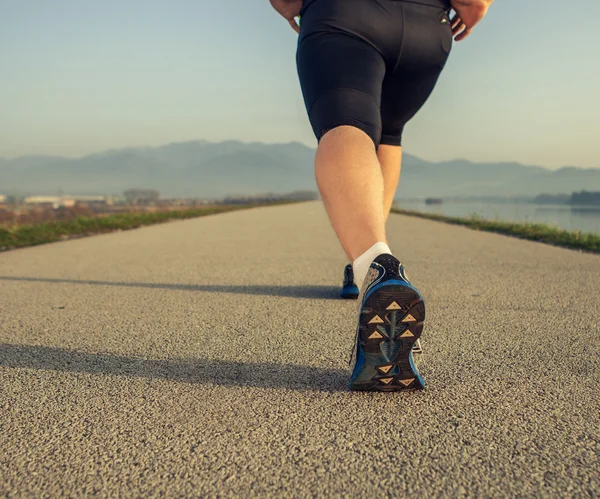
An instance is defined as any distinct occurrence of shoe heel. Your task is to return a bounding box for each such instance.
[350,282,425,391]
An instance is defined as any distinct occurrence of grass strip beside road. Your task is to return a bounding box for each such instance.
[392,208,600,254]
[0,203,287,251]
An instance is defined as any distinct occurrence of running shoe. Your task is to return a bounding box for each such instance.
[349,253,425,391]
[340,264,360,299]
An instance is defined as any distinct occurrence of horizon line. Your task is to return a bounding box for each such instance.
[1,139,597,171]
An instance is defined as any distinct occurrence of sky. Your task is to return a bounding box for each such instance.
[1,0,599,169]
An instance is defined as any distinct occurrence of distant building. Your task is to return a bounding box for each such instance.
[24,196,62,207]
[24,195,108,209]
[71,195,109,204]
[0,194,6,204]
[123,189,160,205]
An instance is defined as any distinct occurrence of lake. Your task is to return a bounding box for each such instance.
[394,200,600,234]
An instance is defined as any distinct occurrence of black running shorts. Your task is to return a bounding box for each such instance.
[296,0,453,148]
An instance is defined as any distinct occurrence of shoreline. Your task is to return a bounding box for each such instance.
[391,208,600,254]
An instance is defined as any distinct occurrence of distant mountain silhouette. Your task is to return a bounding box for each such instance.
[1,140,599,198]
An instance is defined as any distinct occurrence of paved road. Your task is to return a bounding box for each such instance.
[1,202,599,497]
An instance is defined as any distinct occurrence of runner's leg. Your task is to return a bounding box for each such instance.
[378,145,403,222]
[315,125,387,262]
[297,3,389,262]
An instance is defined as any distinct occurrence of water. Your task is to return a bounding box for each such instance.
[395,200,600,234]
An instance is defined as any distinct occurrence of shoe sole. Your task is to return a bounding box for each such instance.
[350,281,425,392]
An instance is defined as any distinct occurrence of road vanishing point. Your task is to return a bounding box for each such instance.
[1,201,599,497]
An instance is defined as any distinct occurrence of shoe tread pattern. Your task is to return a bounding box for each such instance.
[350,282,425,392]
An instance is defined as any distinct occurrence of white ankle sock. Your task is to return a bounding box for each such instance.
[352,242,392,289]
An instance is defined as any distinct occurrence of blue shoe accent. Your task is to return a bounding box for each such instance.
[349,254,426,392]
[340,264,359,299]
[408,350,426,389]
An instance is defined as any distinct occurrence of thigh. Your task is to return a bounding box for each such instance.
[296,0,389,145]
[297,30,386,145]
[380,66,446,145]
[380,4,453,145]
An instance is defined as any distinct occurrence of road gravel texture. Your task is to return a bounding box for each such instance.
[1,202,599,497]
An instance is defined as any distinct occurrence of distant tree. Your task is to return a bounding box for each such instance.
[570,191,600,206]
[5,194,20,205]
[123,189,160,205]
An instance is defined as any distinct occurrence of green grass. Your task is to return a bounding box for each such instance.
[6,202,599,254]
[0,203,291,251]
[391,208,600,253]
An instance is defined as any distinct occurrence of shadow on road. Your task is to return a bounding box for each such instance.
[0,343,348,392]
[0,276,340,300]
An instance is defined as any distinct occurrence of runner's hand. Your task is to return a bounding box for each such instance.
[449,0,493,41]
[269,0,303,33]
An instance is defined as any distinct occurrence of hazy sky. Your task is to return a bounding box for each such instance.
[1,0,599,168]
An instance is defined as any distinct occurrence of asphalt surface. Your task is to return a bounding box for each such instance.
[1,201,599,498]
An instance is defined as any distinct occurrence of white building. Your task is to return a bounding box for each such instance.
[24,196,61,205]
[24,195,108,209]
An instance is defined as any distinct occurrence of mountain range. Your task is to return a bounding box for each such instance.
[1,140,599,199]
